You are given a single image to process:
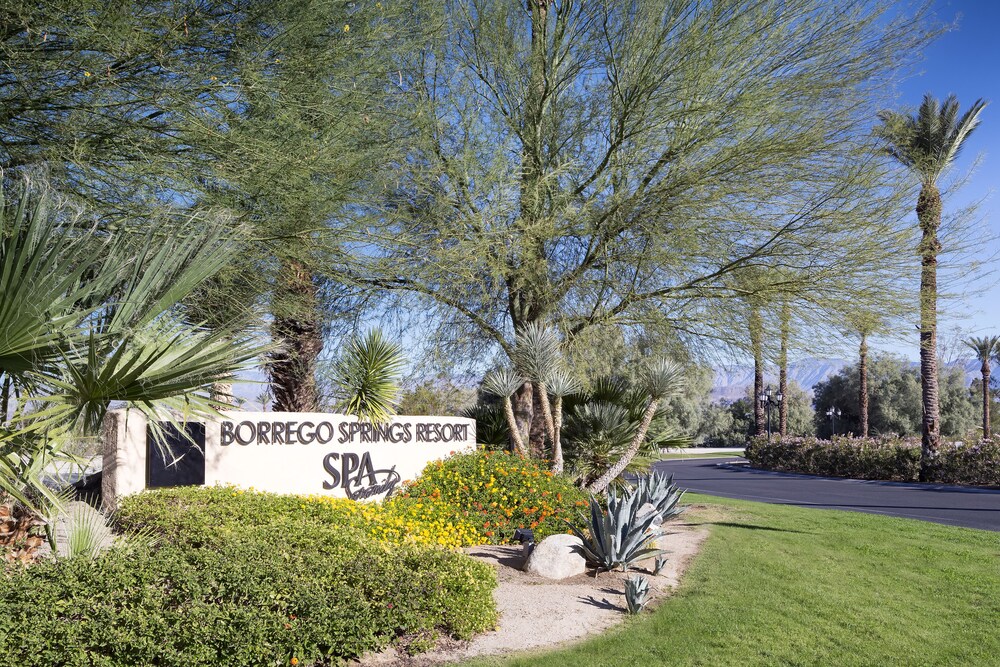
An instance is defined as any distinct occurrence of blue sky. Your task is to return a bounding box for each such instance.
[887,0,1000,357]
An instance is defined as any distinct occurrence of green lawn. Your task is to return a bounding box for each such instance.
[464,494,1000,667]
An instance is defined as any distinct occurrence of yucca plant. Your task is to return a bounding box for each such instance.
[482,367,528,456]
[566,487,667,574]
[625,574,651,614]
[330,329,405,424]
[545,368,581,474]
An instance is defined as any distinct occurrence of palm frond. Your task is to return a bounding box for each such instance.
[482,367,526,399]
[512,322,562,382]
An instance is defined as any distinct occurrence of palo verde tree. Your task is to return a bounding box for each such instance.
[350,0,936,451]
[188,1,428,411]
[1,1,426,412]
[876,94,987,478]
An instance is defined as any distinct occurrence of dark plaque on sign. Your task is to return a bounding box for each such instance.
[146,422,206,488]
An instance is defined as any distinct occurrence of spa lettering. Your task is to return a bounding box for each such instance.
[220,420,469,446]
[322,451,401,500]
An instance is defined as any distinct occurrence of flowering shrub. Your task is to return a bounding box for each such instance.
[746,435,1000,486]
[398,450,590,543]
[118,485,479,550]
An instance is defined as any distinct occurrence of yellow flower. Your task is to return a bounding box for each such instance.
[343,24,350,32]
[83,71,92,77]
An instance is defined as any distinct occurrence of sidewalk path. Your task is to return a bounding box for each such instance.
[653,458,1000,532]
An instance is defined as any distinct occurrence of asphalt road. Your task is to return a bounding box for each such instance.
[652,458,1000,532]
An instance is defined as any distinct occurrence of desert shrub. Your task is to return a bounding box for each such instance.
[746,435,1000,487]
[398,450,590,543]
[118,485,479,549]
[0,504,496,666]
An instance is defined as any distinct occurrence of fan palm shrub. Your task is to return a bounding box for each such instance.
[964,336,1000,440]
[562,375,688,490]
[0,175,262,556]
[876,94,987,479]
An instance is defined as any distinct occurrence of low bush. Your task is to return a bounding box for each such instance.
[0,486,498,666]
[398,450,590,543]
[117,485,479,549]
[746,435,1000,486]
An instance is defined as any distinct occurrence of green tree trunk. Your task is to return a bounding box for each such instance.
[917,184,942,480]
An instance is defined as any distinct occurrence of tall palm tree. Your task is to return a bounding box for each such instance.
[847,312,883,439]
[749,303,766,437]
[876,94,987,479]
[964,336,1000,440]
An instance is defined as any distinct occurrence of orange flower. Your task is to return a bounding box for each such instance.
[291,659,299,666]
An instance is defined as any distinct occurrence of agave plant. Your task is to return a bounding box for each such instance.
[652,555,668,576]
[625,574,651,614]
[633,471,685,525]
[330,329,405,424]
[566,487,668,574]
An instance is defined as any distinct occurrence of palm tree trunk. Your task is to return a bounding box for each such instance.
[778,300,789,437]
[269,259,323,412]
[512,381,534,453]
[503,397,528,456]
[917,184,942,481]
[859,333,869,438]
[750,305,765,437]
[982,362,991,440]
[552,395,564,474]
[587,398,660,494]
[536,382,557,449]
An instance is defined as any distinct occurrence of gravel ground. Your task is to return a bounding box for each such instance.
[357,521,709,666]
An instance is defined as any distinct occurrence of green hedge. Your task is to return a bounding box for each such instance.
[745,435,1000,486]
[0,488,497,666]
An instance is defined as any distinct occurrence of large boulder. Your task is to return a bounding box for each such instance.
[523,534,587,579]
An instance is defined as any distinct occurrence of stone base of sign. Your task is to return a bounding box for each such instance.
[101,409,149,510]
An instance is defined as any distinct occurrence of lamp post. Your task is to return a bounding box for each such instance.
[826,406,842,437]
[758,385,784,440]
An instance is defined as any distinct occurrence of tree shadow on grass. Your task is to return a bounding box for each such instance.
[686,521,810,534]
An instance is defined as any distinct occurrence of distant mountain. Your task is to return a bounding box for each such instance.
[711,356,993,403]
[711,358,849,401]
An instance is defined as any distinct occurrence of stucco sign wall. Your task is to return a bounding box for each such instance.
[101,410,476,508]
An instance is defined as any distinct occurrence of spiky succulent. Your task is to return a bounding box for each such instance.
[566,486,668,574]
[625,574,651,614]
